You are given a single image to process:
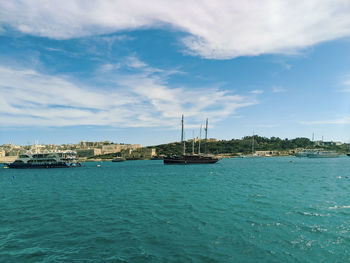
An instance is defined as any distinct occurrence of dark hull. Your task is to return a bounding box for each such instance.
[112,158,125,162]
[347,154,350,157]
[150,157,163,160]
[163,155,219,164]
[7,163,80,169]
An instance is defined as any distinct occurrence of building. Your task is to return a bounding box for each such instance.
[255,150,279,156]
[79,141,96,148]
[315,141,343,146]
[79,141,111,148]
[121,148,156,159]
[101,144,141,154]
[76,148,102,158]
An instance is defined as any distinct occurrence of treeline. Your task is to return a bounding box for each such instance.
[150,136,328,156]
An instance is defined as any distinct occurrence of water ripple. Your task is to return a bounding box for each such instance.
[1,158,350,262]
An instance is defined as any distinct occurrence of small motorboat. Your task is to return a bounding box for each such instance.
[112,157,126,162]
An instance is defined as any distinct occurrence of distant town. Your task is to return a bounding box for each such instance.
[0,136,348,163]
[0,141,156,163]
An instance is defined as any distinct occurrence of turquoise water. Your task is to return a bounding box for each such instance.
[1,157,350,262]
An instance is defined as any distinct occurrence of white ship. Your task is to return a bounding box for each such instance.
[7,151,81,168]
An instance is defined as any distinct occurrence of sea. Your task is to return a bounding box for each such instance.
[1,157,350,262]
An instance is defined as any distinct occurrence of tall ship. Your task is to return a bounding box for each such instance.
[163,116,219,164]
[295,149,339,158]
[7,151,81,168]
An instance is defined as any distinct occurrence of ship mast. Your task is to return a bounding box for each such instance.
[192,130,195,154]
[252,130,254,155]
[181,115,185,155]
[204,118,208,155]
[198,124,202,155]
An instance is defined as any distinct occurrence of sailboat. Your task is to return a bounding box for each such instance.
[250,130,260,157]
[163,115,219,164]
[241,130,262,158]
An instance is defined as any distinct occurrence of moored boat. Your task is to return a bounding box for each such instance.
[150,156,163,160]
[164,154,219,164]
[7,151,81,168]
[112,157,126,162]
[163,116,219,165]
[307,150,339,158]
[295,149,318,157]
[295,149,339,158]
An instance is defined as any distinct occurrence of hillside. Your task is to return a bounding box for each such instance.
[150,136,346,156]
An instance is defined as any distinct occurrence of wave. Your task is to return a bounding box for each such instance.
[328,205,350,210]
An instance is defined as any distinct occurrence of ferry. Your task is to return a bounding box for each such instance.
[7,151,81,168]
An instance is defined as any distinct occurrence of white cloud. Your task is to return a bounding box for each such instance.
[45,47,65,52]
[253,124,279,128]
[0,63,255,128]
[1,1,349,59]
[337,73,350,92]
[272,86,287,93]
[125,56,148,69]
[301,116,350,125]
[250,90,263,94]
[342,74,350,87]
[98,63,121,72]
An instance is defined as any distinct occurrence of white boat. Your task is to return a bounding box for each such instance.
[8,151,81,168]
[295,149,339,158]
[295,149,317,157]
[307,150,339,158]
[112,157,126,162]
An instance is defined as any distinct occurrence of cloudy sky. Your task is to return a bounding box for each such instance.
[1,0,350,145]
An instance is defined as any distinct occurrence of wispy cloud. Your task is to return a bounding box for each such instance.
[253,124,279,128]
[272,86,287,93]
[342,74,350,86]
[337,73,350,92]
[300,116,350,125]
[98,63,121,72]
[125,56,147,69]
[0,60,256,128]
[250,90,263,94]
[344,78,350,87]
[1,1,349,59]
[45,47,65,52]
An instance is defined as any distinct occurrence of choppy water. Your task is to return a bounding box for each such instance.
[1,157,350,262]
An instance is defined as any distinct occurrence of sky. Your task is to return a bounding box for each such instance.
[1,0,350,146]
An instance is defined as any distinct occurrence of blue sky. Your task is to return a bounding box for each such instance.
[1,1,350,146]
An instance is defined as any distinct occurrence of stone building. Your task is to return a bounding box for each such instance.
[121,148,156,159]
[101,144,141,154]
[76,148,102,158]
